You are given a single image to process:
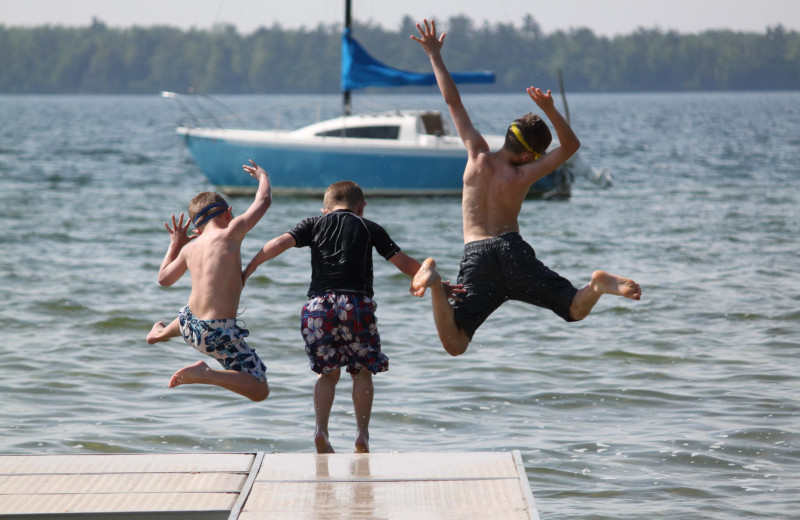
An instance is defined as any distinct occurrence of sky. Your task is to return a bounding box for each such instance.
[1,0,798,36]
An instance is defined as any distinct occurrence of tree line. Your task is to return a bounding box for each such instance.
[1,15,798,94]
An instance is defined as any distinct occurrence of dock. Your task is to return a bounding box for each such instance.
[0,451,539,519]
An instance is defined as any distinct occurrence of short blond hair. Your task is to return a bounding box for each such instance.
[188,191,228,226]
[323,181,365,210]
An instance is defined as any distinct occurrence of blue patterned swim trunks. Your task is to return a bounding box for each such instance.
[178,306,267,382]
[301,293,388,375]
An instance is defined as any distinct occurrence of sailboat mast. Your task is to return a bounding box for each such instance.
[342,0,352,115]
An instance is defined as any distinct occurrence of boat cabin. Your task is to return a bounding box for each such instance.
[291,110,452,143]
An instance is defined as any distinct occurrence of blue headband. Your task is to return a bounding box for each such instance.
[193,202,229,228]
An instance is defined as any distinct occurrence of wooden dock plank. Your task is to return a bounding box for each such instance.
[0,452,539,520]
[242,479,530,514]
[0,453,256,520]
[0,492,236,513]
[240,452,537,520]
[0,472,245,494]
[239,511,534,520]
[0,453,254,475]
[239,513,534,520]
[255,452,520,480]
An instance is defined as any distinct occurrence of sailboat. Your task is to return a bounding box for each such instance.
[167,1,572,198]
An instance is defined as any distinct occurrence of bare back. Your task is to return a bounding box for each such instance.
[183,227,244,320]
[156,164,271,322]
[461,152,531,243]
[410,22,578,245]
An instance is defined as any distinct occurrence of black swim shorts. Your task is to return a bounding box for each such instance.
[452,232,578,339]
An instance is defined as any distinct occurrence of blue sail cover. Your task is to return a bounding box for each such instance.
[341,29,495,91]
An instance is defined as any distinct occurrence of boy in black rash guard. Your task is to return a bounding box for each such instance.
[243,181,461,454]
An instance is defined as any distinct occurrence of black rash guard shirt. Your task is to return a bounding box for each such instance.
[288,209,400,298]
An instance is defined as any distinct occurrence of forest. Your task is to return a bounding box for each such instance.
[1,15,798,94]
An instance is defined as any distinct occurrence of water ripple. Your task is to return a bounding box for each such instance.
[1,92,799,520]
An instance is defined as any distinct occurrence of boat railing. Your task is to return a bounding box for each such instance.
[161,91,244,129]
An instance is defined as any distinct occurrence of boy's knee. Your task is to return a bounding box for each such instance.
[440,326,471,357]
[568,307,588,322]
[251,383,270,402]
[443,338,469,357]
[320,369,342,382]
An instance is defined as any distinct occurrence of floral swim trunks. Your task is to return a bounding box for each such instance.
[301,293,388,375]
[178,306,267,382]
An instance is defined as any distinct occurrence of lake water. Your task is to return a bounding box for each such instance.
[1,91,799,519]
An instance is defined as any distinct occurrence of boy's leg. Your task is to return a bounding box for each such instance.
[314,369,341,454]
[351,370,373,453]
[147,317,181,344]
[569,270,642,321]
[412,258,471,356]
[168,361,269,402]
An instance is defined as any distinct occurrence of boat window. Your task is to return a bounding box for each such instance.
[421,113,445,136]
[316,126,400,139]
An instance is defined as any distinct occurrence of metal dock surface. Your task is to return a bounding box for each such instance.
[0,451,539,519]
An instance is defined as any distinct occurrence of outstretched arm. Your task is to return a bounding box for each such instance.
[411,19,488,157]
[229,160,272,239]
[390,252,465,300]
[157,213,196,286]
[518,86,581,185]
[389,251,422,278]
[242,232,297,285]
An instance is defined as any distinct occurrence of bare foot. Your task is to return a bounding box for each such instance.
[315,431,334,454]
[591,270,641,300]
[146,321,167,344]
[354,432,369,453]
[410,258,441,297]
[168,361,209,388]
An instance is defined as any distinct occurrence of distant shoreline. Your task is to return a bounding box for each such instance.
[1,20,798,94]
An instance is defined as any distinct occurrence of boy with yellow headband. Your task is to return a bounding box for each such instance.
[409,19,641,356]
[145,161,272,402]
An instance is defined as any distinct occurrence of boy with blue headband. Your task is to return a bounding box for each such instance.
[409,19,641,356]
[146,161,272,402]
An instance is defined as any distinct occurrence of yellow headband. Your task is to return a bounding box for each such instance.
[510,123,543,160]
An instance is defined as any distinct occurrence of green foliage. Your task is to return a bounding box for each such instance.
[0,17,797,94]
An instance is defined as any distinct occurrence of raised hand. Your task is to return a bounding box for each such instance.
[164,212,197,249]
[410,18,446,56]
[243,159,269,179]
[527,86,555,112]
